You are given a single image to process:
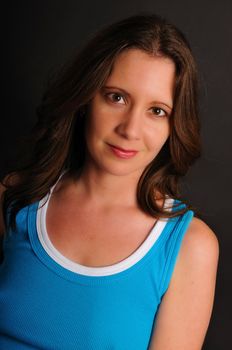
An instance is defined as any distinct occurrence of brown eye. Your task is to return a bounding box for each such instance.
[107,93,125,104]
[151,107,166,117]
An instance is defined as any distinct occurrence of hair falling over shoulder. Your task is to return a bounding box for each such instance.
[1,13,201,232]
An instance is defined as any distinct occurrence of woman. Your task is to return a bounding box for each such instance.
[0,13,219,349]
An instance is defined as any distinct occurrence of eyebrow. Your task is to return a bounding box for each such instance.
[101,85,173,111]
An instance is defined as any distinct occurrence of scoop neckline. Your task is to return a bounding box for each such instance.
[27,171,177,283]
[34,191,174,277]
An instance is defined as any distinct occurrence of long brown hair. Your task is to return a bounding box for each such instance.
[2,13,201,231]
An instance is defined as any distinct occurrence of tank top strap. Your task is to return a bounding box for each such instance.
[158,204,194,297]
[5,170,68,241]
[49,170,68,196]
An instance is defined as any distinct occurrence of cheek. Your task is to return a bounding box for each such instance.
[86,104,116,138]
[160,122,170,144]
[146,123,170,149]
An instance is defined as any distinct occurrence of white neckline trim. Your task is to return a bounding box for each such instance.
[36,194,173,277]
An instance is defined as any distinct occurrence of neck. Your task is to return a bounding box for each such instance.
[73,165,142,209]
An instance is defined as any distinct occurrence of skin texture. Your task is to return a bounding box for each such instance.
[82,48,175,205]
[148,218,219,350]
[0,49,219,348]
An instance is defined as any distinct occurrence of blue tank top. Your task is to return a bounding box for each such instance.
[0,189,194,350]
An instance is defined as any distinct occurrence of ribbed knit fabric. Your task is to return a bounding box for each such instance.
[0,195,194,350]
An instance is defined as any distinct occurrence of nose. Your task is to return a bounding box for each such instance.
[115,107,142,141]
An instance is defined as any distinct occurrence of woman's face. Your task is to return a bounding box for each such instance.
[84,48,175,179]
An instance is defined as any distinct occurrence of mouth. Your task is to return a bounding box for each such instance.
[107,143,138,159]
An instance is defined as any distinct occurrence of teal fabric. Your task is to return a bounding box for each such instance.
[0,200,194,349]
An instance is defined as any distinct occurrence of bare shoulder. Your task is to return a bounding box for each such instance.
[170,216,220,300]
[148,216,219,349]
[180,217,219,266]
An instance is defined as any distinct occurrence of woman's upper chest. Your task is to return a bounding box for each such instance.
[46,193,157,267]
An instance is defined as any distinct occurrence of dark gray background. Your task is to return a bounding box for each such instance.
[2,1,231,348]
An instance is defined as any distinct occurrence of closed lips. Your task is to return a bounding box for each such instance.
[108,144,137,153]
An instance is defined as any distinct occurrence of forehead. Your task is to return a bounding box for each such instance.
[105,49,176,105]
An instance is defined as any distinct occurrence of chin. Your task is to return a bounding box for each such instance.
[86,148,152,178]
[97,160,145,178]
